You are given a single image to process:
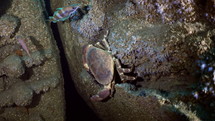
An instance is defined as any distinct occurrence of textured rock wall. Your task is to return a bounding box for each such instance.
[51,0,215,121]
[0,0,65,121]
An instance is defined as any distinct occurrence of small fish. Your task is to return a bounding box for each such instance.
[16,35,31,57]
[49,5,80,23]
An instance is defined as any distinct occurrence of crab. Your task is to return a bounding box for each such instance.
[82,31,136,101]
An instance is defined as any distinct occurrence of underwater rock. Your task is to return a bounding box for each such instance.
[0,44,20,60]
[122,1,137,16]
[0,55,25,78]
[0,87,14,107]
[30,76,60,94]
[0,116,6,121]
[0,49,53,78]
[0,47,60,108]
[71,0,105,38]
[29,113,44,121]
[0,0,65,120]
[108,19,215,81]
[21,49,53,68]
[12,81,33,106]
[0,79,4,92]
[0,14,19,38]
[0,75,60,107]
[0,44,59,107]
[53,0,215,120]
[126,0,202,24]
[108,20,173,76]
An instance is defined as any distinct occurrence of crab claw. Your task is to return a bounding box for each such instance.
[90,88,111,102]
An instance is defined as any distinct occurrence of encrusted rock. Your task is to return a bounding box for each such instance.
[51,0,215,120]
[0,117,6,121]
[12,82,33,106]
[0,76,60,107]
[0,0,64,120]
[0,14,19,38]
[71,1,105,38]
[29,113,44,121]
[30,76,60,94]
[0,55,25,78]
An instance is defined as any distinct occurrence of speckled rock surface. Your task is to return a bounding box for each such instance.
[0,14,19,38]
[52,0,215,120]
[0,0,65,121]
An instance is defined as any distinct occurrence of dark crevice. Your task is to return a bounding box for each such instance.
[43,0,100,121]
[0,0,13,16]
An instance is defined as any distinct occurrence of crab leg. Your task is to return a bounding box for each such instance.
[114,59,136,82]
[101,30,111,51]
[117,67,133,73]
[95,42,106,50]
[90,83,112,102]
[95,30,111,51]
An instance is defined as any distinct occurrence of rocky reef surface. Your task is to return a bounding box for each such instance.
[0,0,214,120]
[52,0,215,120]
[0,0,64,121]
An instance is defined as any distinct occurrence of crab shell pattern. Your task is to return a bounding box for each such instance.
[82,44,114,101]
